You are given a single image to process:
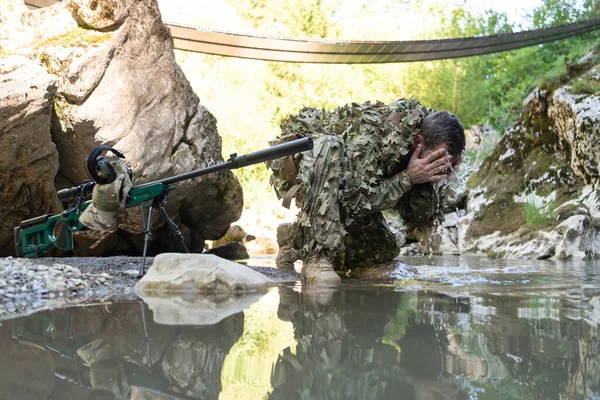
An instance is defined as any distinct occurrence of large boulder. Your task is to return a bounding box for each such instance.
[0,0,243,256]
[0,56,60,256]
[136,253,273,293]
[457,53,600,260]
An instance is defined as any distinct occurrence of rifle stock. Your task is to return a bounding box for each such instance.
[14,137,313,258]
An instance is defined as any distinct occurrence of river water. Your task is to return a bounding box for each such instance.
[1,255,599,400]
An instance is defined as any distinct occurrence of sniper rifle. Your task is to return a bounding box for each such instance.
[13,137,312,275]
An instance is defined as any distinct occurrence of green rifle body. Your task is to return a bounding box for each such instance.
[14,137,312,258]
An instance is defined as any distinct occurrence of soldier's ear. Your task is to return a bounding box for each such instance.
[414,134,423,146]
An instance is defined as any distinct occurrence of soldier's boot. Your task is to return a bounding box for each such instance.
[276,223,298,271]
[302,255,341,284]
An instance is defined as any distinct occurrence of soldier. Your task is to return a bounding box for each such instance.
[269,99,465,283]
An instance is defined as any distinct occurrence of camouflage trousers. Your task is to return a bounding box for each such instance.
[281,135,399,270]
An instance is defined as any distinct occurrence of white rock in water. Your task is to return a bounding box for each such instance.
[441,212,460,228]
[136,253,273,294]
[139,291,265,326]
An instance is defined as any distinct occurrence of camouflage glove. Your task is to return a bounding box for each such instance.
[80,160,133,231]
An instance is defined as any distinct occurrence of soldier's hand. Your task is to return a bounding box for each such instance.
[404,144,453,184]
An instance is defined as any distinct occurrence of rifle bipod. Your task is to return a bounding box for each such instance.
[139,195,189,276]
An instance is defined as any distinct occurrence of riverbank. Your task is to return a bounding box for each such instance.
[0,256,300,321]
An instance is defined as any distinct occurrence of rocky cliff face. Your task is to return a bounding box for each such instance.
[0,56,60,256]
[429,50,600,260]
[0,0,243,256]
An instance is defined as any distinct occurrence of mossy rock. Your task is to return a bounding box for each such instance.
[555,202,590,221]
[466,196,526,239]
[33,27,113,51]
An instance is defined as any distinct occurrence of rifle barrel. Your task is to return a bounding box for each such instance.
[145,137,313,187]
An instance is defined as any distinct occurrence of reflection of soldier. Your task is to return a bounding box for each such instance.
[161,312,244,399]
[269,99,465,282]
[77,339,130,400]
[270,286,469,400]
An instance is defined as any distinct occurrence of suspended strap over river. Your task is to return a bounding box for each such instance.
[24,0,600,63]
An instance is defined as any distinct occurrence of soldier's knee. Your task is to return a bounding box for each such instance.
[276,222,296,246]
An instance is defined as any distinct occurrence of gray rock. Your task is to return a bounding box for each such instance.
[458,56,600,260]
[399,242,423,256]
[549,83,600,183]
[136,253,273,293]
[554,215,599,260]
[0,56,60,256]
[429,226,460,255]
[204,242,250,260]
[0,0,243,256]
[441,212,461,228]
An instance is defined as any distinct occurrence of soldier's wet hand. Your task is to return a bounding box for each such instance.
[404,144,452,184]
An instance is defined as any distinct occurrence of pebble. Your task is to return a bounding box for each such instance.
[0,257,148,319]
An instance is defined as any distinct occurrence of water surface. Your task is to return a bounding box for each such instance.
[1,255,599,400]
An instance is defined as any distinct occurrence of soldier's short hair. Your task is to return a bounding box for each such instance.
[419,111,465,156]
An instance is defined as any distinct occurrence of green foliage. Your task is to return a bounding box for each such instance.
[523,200,557,228]
[569,75,600,95]
[172,0,599,207]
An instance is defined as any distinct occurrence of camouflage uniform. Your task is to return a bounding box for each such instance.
[77,339,131,399]
[269,99,438,269]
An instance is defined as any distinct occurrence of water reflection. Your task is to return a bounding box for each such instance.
[1,259,600,399]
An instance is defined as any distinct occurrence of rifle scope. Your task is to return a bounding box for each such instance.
[57,181,95,203]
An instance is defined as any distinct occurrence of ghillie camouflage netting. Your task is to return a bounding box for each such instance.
[268,99,434,261]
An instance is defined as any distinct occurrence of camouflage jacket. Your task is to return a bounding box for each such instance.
[269,98,438,229]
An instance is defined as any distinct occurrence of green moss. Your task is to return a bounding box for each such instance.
[54,96,66,121]
[38,52,55,74]
[527,149,556,179]
[568,76,600,95]
[538,54,600,95]
[33,27,112,50]
[539,71,570,93]
[466,196,526,239]
[486,249,506,259]
[535,182,555,198]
